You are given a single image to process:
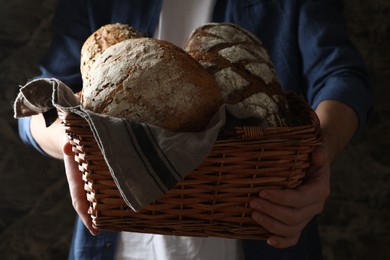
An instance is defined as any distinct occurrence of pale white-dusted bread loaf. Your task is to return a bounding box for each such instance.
[81,37,223,132]
[184,23,290,127]
[80,23,142,84]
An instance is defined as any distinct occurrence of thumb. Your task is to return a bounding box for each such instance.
[62,141,98,236]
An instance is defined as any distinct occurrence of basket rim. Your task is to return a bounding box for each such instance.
[58,93,321,143]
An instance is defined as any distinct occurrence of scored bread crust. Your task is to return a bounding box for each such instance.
[81,37,223,132]
[184,23,290,127]
[80,23,142,84]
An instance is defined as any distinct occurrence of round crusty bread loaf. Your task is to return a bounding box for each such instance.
[80,23,142,84]
[81,37,223,132]
[184,23,290,127]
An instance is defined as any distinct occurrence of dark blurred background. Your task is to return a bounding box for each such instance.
[0,0,389,259]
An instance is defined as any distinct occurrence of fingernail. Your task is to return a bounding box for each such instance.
[259,191,270,199]
[253,212,264,223]
[267,238,278,247]
[249,200,262,210]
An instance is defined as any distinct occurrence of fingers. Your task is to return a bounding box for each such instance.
[250,194,317,248]
[249,150,331,248]
[255,157,330,210]
[251,201,307,248]
[256,187,321,210]
[63,141,98,236]
[250,196,318,226]
[250,195,317,243]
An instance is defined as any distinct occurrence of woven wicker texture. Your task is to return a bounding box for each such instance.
[59,93,321,240]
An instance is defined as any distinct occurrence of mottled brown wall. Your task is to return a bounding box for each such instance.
[0,0,74,259]
[0,0,388,259]
[319,0,390,259]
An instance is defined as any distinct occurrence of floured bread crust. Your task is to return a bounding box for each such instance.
[81,37,223,132]
[184,23,290,127]
[80,23,142,84]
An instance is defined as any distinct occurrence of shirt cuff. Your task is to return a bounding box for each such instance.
[18,117,49,156]
[310,74,373,140]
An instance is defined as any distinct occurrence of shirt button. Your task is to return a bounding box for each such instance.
[105,242,112,248]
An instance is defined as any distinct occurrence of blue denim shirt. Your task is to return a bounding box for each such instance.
[18,0,372,259]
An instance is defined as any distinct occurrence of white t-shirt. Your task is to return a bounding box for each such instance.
[115,233,244,260]
[154,0,217,48]
[114,0,245,259]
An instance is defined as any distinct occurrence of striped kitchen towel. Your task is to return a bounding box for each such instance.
[14,78,266,211]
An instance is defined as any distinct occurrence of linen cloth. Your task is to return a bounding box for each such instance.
[14,77,265,211]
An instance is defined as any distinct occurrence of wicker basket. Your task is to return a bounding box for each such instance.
[58,93,321,240]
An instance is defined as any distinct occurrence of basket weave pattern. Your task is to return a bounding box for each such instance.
[59,94,321,240]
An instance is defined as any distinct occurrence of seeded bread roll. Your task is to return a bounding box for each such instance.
[80,23,142,84]
[81,37,223,132]
[184,23,290,127]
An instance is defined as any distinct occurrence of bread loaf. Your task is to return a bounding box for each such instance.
[80,23,142,84]
[81,35,223,132]
[184,23,290,127]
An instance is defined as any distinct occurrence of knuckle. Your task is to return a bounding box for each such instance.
[285,225,301,238]
[316,202,326,214]
[323,186,331,199]
[260,216,276,233]
[278,191,289,204]
[297,196,306,207]
[282,234,301,248]
[262,204,273,216]
[288,214,302,226]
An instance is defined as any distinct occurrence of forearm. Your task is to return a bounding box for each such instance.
[315,100,358,163]
[30,113,67,160]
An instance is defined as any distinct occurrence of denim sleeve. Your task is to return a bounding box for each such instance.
[17,0,91,151]
[38,0,91,89]
[299,0,373,137]
[18,117,48,156]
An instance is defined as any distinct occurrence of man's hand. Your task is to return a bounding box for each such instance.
[249,145,330,248]
[249,99,358,248]
[63,141,98,236]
